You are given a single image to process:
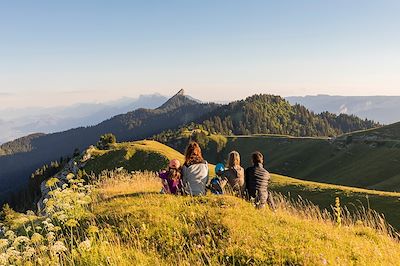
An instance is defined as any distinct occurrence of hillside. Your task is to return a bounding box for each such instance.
[83,140,185,175]
[192,94,379,137]
[89,174,400,265]
[101,140,400,230]
[0,91,218,205]
[156,125,400,193]
[2,168,399,265]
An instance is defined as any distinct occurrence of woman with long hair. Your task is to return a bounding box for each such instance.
[221,151,245,196]
[181,141,209,195]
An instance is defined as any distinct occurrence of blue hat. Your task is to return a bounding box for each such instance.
[215,163,225,173]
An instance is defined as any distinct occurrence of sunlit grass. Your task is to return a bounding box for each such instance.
[1,170,399,265]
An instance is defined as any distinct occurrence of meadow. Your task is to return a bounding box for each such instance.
[83,140,400,230]
[1,170,400,265]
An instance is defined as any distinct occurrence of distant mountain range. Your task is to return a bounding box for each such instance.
[286,95,400,124]
[3,94,399,145]
[0,94,168,144]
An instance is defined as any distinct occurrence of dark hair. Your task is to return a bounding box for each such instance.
[252,151,264,165]
[184,141,204,166]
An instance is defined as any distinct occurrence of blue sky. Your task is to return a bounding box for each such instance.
[1,0,400,108]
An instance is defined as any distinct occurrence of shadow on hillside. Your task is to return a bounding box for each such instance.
[103,191,160,201]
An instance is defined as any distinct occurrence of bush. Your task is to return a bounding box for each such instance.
[96,134,117,150]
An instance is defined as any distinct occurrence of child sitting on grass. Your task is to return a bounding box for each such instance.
[208,163,227,195]
[159,159,182,195]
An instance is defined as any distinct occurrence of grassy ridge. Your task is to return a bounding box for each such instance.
[84,140,216,177]
[84,141,184,175]
[2,140,400,265]
[88,172,400,265]
[196,134,400,192]
[82,140,400,230]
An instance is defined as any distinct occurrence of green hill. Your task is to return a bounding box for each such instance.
[156,124,400,193]
[2,169,399,265]
[83,140,216,177]
[80,140,400,230]
[2,140,399,265]
[89,173,400,265]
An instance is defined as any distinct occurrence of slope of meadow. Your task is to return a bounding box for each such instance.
[1,140,400,265]
[87,173,400,265]
[79,140,400,230]
[158,129,400,192]
[2,171,400,265]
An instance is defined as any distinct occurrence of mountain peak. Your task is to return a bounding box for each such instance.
[176,88,185,96]
[157,89,198,111]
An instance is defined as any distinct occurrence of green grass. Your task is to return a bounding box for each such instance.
[82,140,400,231]
[270,174,400,231]
[84,140,216,177]
[161,125,400,192]
[195,134,400,192]
[84,140,184,175]
[2,164,400,265]
[84,172,400,265]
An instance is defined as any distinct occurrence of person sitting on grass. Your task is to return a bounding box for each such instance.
[209,163,227,195]
[181,141,209,196]
[245,151,275,209]
[219,151,245,197]
[159,159,182,195]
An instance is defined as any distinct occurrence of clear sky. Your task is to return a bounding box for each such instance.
[1,0,400,108]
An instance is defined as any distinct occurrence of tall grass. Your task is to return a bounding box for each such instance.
[1,170,399,265]
[273,193,399,240]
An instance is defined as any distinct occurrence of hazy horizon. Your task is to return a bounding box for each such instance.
[2,1,400,109]
[3,90,400,110]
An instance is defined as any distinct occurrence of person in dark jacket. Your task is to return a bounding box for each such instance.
[245,151,275,209]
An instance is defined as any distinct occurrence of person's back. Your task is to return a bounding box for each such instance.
[181,142,209,196]
[182,161,209,195]
[220,151,245,196]
[245,151,271,208]
[223,165,245,195]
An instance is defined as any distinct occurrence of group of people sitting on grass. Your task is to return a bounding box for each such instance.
[158,141,275,209]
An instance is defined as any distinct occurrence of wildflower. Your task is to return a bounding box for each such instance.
[26,210,35,216]
[0,253,9,265]
[57,214,68,222]
[44,222,54,231]
[50,241,67,254]
[6,246,21,258]
[31,233,43,244]
[5,230,16,240]
[12,236,30,247]
[87,225,99,235]
[78,239,91,251]
[39,245,48,252]
[53,226,62,232]
[46,177,60,188]
[66,173,75,180]
[35,226,42,231]
[65,219,79,228]
[334,197,342,227]
[22,247,35,258]
[0,239,9,250]
[46,232,55,242]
